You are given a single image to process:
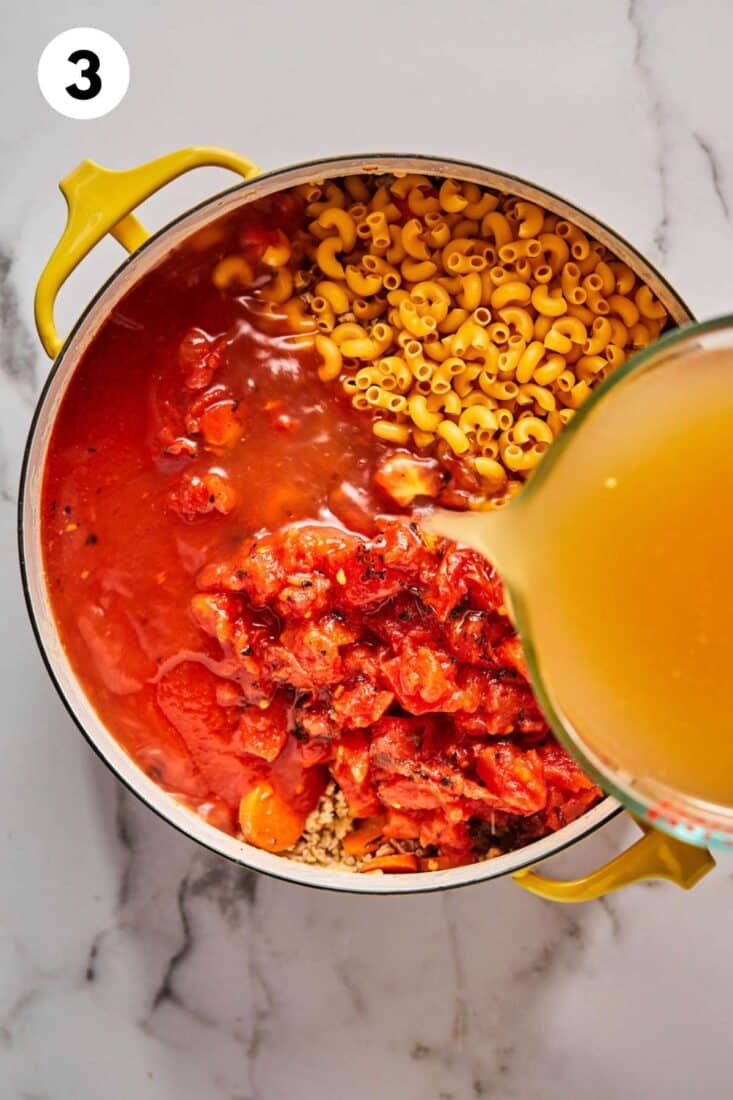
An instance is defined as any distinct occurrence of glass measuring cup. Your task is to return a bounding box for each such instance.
[430,316,733,850]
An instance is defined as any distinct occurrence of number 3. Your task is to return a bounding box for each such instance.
[66,49,102,100]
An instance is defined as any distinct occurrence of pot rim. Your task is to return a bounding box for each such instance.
[20,151,693,894]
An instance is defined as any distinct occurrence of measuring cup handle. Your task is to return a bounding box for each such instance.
[34,146,260,358]
[512,818,715,903]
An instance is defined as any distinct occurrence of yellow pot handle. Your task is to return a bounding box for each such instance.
[512,819,714,902]
[35,146,260,358]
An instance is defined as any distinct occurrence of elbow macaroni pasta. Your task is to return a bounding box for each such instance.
[212,172,670,505]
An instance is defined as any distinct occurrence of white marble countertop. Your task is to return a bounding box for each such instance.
[2,1,733,1097]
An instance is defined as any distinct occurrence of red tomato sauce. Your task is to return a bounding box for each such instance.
[41,199,600,866]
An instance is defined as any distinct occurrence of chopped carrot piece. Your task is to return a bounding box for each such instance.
[342,815,386,856]
[360,852,419,874]
[239,782,305,852]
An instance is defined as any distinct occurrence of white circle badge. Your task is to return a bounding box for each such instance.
[38,28,129,120]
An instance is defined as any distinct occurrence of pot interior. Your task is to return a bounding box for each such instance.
[21,154,691,892]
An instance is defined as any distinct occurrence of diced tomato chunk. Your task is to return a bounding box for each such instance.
[495,635,530,680]
[158,426,198,458]
[538,741,598,792]
[199,400,243,447]
[475,742,547,814]
[543,788,601,830]
[417,813,473,857]
[443,609,512,667]
[331,680,393,728]
[331,731,382,817]
[234,700,289,763]
[381,642,457,714]
[383,807,422,840]
[168,470,236,521]
[178,328,226,390]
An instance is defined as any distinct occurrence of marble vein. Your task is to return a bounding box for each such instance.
[0,245,38,403]
[0,430,15,503]
[0,989,40,1051]
[598,895,623,939]
[628,0,671,257]
[151,871,195,1012]
[84,931,104,982]
[693,132,730,220]
[115,786,137,909]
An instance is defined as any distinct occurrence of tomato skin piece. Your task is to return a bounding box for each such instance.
[270,737,328,817]
[198,795,237,834]
[297,738,334,767]
[156,660,264,808]
[239,782,306,852]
